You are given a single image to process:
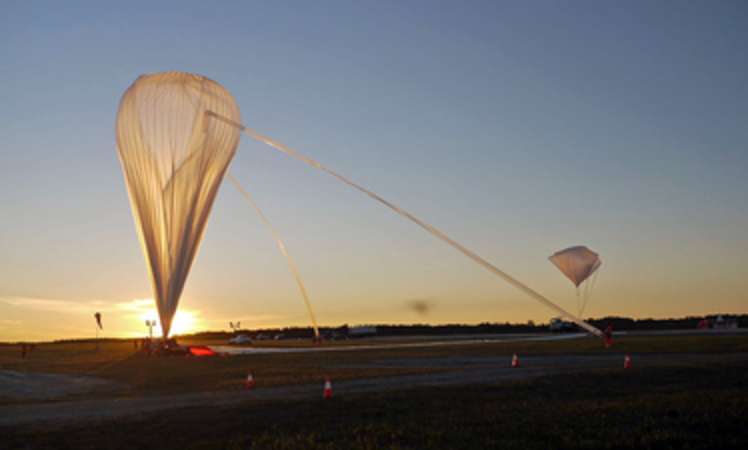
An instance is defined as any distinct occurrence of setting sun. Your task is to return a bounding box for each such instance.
[140,308,199,337]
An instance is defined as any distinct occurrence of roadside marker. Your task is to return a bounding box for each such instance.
[511,353,520,368]
[624,354,632,369]
[323,376,333,399]
[245,372,255,390]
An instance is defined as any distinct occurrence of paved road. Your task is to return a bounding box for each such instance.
[210,332,585,355]
[1,351,746,427]
[212,329,748,356]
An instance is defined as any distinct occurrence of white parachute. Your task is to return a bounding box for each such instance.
[549,246,602,317]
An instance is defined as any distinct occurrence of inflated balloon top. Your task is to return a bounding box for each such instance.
[117,72,242,187]
[115,72,242,338]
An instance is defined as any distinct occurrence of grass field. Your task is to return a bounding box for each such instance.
[1,333,747,449]
[2,360,746,449]
[2,333,747,399]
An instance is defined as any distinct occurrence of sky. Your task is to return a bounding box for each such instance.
[1,1,746,341]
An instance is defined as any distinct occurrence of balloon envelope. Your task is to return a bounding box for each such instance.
[116,72,241,338]
[548,246,601,287]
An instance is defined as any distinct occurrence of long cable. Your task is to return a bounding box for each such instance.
[209,111,602,337]
[580,268,601,318]
[227,172,320,339]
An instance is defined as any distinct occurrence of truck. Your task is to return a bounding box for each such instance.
[549,318,576,332]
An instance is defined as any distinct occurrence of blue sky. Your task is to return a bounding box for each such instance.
[1,1,746,340]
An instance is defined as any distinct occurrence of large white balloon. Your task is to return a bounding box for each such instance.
[116,72,241,338]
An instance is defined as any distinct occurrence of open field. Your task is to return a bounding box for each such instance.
[1,332,747,449]
[2,332,747,399]
[2,360,747,449]
[1,332,747,399]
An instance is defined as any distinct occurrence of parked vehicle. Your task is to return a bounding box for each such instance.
[549,318,577,332]
[228,334,252,345]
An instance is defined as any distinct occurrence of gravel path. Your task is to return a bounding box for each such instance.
[0,370,120,400]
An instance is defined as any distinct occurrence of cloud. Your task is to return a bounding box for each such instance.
[0,296,279,336]
[0,296,210,339]
[115,298,157,313]
[0,296,196,317]
[0,296,111,314]
[114,298,201,320]
[406,298,436,316]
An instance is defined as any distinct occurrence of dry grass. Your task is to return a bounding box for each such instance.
[1,333,746,400]
[3,360,747,449]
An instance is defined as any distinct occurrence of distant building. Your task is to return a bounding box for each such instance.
[548,318,576,332]
[348,326,378,337]
[712,315,739,330]
[229,334,252,344]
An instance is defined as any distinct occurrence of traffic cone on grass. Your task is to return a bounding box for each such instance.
[245,372,255,390]
[511,353,520,368]
[323,376,333,399]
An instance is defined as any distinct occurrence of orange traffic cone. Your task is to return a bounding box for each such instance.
[623,354,632,369]
[245,373,255,390]
[323,376,333,399]
[511,353,520,368]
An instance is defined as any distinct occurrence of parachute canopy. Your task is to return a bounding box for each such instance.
[116,72,242,338]
[548,246,601,287]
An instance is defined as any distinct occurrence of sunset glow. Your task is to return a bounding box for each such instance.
[1,2,746,343]
[140,306,199,337]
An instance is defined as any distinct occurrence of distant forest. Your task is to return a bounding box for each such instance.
[29,314,744,345]
[187,314,747,340]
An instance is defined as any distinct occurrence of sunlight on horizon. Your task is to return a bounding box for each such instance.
[139,303,200,337]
